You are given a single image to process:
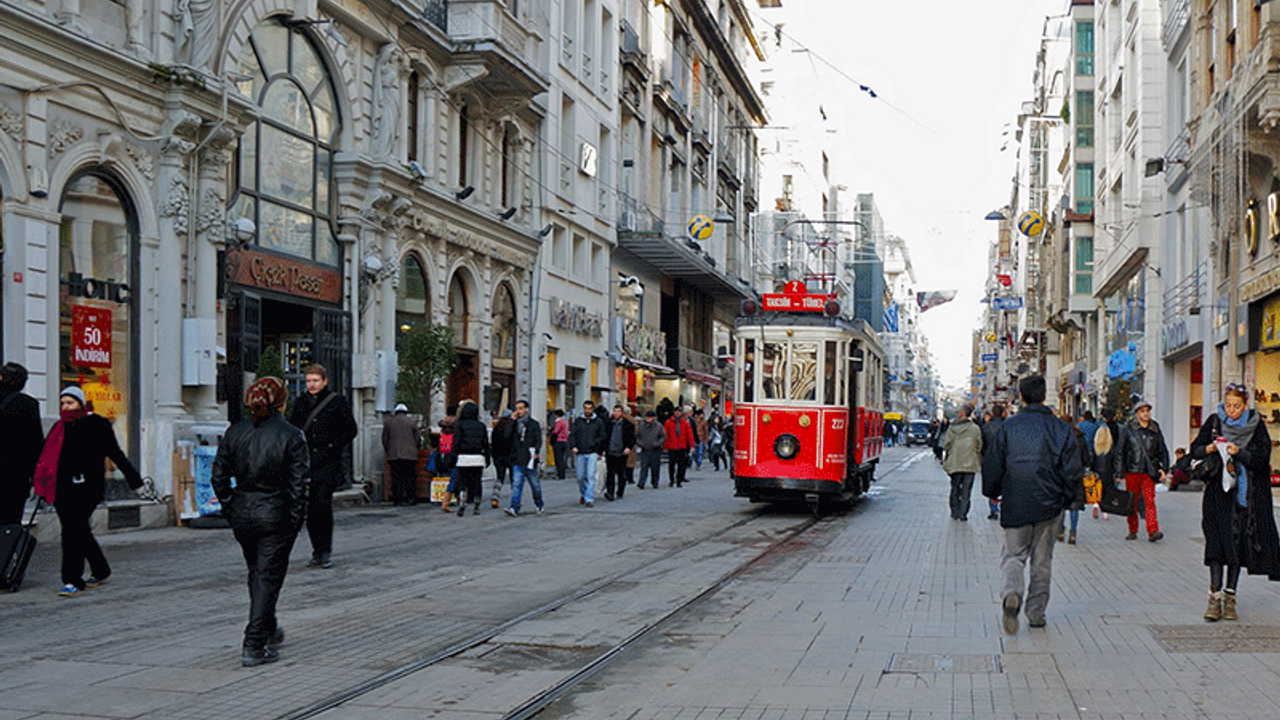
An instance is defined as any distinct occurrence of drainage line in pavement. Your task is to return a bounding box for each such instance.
[500,515,820,720]
[275,512,769,720]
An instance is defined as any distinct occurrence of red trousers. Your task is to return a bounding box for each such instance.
[1125,472,1160,535]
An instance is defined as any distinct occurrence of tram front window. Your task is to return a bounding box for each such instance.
[790,342,818,401]
[761,342,785,400]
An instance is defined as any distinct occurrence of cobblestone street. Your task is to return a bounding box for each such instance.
[3,447,1280,719]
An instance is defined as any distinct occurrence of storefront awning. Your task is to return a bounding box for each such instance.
[683,370,724,387]
[617,233,752,302]
[621,356,673,374]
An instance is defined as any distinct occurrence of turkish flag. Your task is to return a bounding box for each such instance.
[996,274,1012,287]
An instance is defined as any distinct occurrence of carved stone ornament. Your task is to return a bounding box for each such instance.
[0,105,22,141]
[196,187,225,239]
[160,175,190,236]
[125,144,155,181]
[48,121,85,157]
[161,136,196,157]
[163,110,203,141]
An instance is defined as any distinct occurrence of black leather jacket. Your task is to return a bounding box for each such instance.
[212,412,310,534]
[1112,419,1170,479]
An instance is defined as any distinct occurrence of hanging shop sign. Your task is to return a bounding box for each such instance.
[616,317,668,367]
[71,305,112,367]
[226,248,341,303]
[980,353,998,362]
[1262,295,1280,351]
[1161,318,1192,356]
[992,296,1024,311]
[551,299,604,337]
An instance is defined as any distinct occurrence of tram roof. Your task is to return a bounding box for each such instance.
[735,313,882,350]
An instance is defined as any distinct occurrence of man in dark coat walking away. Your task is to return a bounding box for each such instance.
[0,363,44,525]
[290,364,357,569]
[980,404,1007,521]
[489,409,515,508]
[382,404,420,505]
[982,376,1082,634]
[212,377,309,667]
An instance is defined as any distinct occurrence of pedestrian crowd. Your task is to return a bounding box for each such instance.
[3,358,734,667]
[936,375,1280,636]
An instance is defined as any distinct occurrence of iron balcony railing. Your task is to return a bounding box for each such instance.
[1162,260,1208,324]
[424,0,447,33]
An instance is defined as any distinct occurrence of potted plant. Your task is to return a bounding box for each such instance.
[394,323,458,500]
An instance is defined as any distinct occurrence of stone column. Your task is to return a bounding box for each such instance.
[192,127,235,420]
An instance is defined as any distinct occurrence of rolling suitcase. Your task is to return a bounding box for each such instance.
[0,500,41,592]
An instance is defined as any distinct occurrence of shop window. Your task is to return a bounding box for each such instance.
[59,171,138,481]
[396,253,430,349]
[492,283,517,372]
[231,18,340,265]
[448,272,469,346]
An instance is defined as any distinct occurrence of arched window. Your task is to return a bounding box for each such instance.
[448,273,469,346]
[395,254,429,349]
[59,171,139,474]
[492,283,517,372]
[230,18,341,265]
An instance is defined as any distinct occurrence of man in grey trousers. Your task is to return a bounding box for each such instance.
[981,375,1082,634]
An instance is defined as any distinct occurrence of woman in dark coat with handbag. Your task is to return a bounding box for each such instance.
[1189,382,1280,622]
[450,401,491,516]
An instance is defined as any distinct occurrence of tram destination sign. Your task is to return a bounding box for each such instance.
[761,293,832,312]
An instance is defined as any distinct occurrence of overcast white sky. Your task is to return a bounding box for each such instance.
[761,0,1067,389]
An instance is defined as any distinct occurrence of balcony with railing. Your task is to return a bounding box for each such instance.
[617,193,750,302]
[446,0,549,99]
[423,0,448,33]
[1161,260,1206,358]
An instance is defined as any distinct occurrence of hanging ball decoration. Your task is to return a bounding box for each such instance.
[1017,211,1044,237]
[688,214,715,241]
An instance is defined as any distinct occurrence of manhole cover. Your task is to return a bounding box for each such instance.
[1150,625,1280,653]
[886,653,1001,673]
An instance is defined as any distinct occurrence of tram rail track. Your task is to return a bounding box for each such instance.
[278,450,920,720]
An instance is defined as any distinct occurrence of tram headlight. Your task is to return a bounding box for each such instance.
[773,433,800,460]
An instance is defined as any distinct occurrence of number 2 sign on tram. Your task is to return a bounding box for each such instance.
[72,305,112,367]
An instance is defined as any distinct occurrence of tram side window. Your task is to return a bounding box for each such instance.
[761,342,785,399]
[742,338,755,402]
[824,340,838,406]
[790,342,818,401]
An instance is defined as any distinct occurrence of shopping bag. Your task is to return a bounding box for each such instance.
[1083,472,1102,505]
[1098,481,1133,517]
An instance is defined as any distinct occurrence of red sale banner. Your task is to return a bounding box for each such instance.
[72,305,112,368]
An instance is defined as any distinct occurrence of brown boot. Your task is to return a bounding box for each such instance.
[441,493,453,513]
[1222,590,1238,621]
[1204,591,1223,622]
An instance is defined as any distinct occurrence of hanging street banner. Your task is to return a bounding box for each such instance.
[980,353,998,362]
[992,296,1024,311]
[917,290,957,312]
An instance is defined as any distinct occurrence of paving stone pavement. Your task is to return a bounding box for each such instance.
[531,447,1280,720]
[4,447,1280,720]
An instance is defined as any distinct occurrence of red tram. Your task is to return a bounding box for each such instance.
[732,282,884,506]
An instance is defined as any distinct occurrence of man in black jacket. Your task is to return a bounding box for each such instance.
[504,399,543,516]
[290,364,357,569]
[603,404,636,501]
[1112,398,1169,542]
[0,363,44,525]
[980,404,1006,521]
[213,377,309,666]
[570,401,608,507]
[982,376,1081,634]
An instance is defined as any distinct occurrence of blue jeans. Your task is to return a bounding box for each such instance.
[575,453,598,502]
[509,464,542,512]
[694,441,704,467]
